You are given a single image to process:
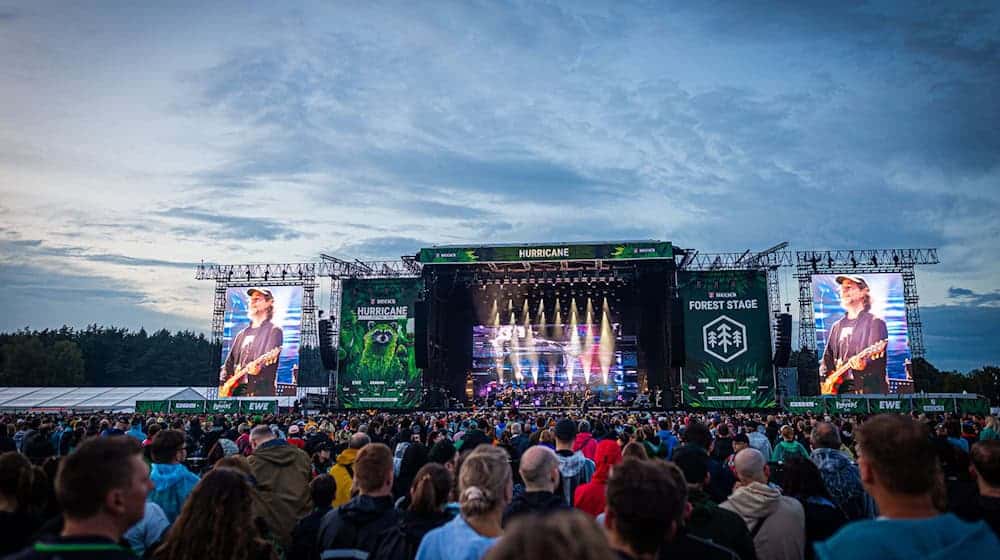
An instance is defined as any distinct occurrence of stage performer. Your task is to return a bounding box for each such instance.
[220,288,284,397]
[820,275,888,394]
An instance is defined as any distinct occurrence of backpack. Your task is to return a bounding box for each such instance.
[369,524,415,560]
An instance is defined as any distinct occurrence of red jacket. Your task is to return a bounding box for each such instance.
[574,440,622,516]
[573,432,598,461]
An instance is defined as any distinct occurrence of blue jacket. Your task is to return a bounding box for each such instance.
[416,515,497,560]
[149,462,200,523]
[814,513,1000,560]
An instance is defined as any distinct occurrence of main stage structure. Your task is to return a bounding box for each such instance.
[197,242,939,406]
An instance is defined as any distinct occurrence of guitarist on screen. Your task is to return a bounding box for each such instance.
[220,288,283,397]
[820,275,889,394]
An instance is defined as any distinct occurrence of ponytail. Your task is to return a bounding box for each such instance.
[408,463,452,514]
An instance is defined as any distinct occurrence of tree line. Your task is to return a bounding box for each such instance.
[0,326,329,388]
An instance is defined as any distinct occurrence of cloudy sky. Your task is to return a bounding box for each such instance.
[1,1,997,372]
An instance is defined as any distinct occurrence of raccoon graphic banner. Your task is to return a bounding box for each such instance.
[337,278,423,408]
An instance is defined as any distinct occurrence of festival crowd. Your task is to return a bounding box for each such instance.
[1,407,998,559]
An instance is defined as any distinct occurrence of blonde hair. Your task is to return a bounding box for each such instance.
[458,445,511,518]
[986,416,999,432]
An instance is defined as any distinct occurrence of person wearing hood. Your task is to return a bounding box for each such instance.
[318,443,401,558]
[372,463,455,560]
[721,448,805,560]
[288,474,336,560]
[247,424,312,549]
[809,422,875,520]
[572,420,598,461]
[553,419,595,506]
[672,445,757,560]
[148,429,200,523]
[816,414,1000,560]
[329,432,370,507]
[393,442,430,506]
[574,439,622,518]
[504,446,569,525]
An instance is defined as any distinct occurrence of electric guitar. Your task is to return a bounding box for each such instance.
[821,339,888,395]
[219,347,281,397]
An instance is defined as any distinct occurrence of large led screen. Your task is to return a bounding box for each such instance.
[813,273,910,395]
[471,322,629,386]
[219,286,302,397]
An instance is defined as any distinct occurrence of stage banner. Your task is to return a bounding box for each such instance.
[913,396,955,414]
[338,278,423,409]
[679,271,776,408]
[828,396,869,414]
[206,400,241,414]
[418,241,673,264]
[869,396,911,414]
[784,398,827,414]
[956,397,990,415]
[135,400,169,414]
[240,400,278,415]
[170,400,206,414]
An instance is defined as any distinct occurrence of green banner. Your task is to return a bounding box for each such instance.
[956,397,990,415]
[170,400,206,413]
[338,278,423,409]
[206,400,241,414]
[869,396,911,414]
[913,396,955,414]
[135,400,169,413]
[828,396,869,414]
[418,241,673,264]
[240,400,278,414]
[785,398,827,414]
[679,271,776,408]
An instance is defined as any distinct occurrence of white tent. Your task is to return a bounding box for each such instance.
[0,387,205,412]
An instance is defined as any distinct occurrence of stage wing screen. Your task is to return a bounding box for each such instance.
[812,273,910,395]
[219,286,302,397]
[338,278,422,409]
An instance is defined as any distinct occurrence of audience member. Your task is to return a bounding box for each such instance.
[318,443,400,558]
[372,463,455,560]
[603,458,680,560]
[574,439,623,518]
[672,445,756,560]
[247,424,312,549]
[553,419,595,506]
[0,452,47,556]
[809,422,875,520]
[954,440,1000,536]
[485,509,615,560]
[504,445,568,525]
[417,445,512,560]
[330,432,370,507]
[8,437,150,559]
[721,448,805,560]
[148,429,200,523]
[288,474,336,560]
[815,414,1000,559]
[781,456,847,560]
[151,467,275,560]
[771,426,810,463]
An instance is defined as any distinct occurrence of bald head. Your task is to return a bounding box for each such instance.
[733,448,767,484]
[519,445,560,491]
[349,432,371,450]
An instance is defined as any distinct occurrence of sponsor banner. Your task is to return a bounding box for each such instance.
[679,270,776,409]
[913,396,955,414]
[240,400,278,414]
[956,397,990,415]
[785,399,827,414]
[418,241,673,264]
[170,400,206,414]
[206,400,241,414]
[135,400,169,413]
[338,278,423,409]
[868,397,911,414]
[828,396,869,414]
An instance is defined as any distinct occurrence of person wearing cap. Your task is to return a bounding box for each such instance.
[820,275,889,394]
[220,287,284,397]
